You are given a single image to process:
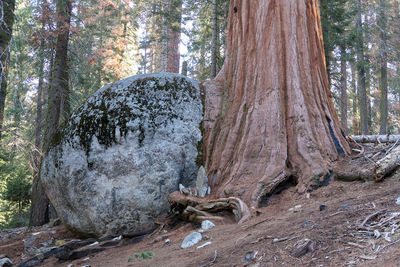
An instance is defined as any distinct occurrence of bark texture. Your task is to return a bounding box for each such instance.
[203,0,350,208]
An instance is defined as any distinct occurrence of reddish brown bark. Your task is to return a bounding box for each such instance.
[203,0,350,208]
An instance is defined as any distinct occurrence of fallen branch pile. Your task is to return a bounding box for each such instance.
[345,207,400,259]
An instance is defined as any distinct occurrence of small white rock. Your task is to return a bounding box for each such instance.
[67,264,73,267]
[396,197,400,205]
[89,241,99,246]
[112,235,122,241]
[179,184,185,194]
[201,220,215,231]
[165,239,170,244]
[197,241,212,249]
[306,193,311,199]
[181,232,202,249]
[294,205,302,212]
[374,230,381,239]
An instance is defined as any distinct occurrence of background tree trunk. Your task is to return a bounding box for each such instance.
[355,0,368,135]
[0,0,16,140]
[30,0,72,226]
[203,0,349,208]
[340,47,348,134]
[378,0,388,135]
[210,0,218,79]
[167,0,182,73]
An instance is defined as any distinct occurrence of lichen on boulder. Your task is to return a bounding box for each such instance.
[41,73,203,237]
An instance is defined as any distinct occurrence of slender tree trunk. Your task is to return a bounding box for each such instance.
[167,0,182,73]
[350,60,359,134]
[210,0,218,79]
[340,47,348,134]
[0,0,16,140]
[160,0,169,72]
[355,0,368,135]
[30,0,72,226]
[203,0,349,208]
[378,0,388,135]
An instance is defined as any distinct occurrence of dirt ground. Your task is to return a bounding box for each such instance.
[1,172,400,267]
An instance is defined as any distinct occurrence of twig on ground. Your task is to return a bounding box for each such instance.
[347,242,366,249]
[359,210,386,228]
[328,211,344,218]
[243,218,269,230]
[200,251,217,267]
[380,239,400,251]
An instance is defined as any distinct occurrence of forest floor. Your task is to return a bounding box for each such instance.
[1,171,400,266]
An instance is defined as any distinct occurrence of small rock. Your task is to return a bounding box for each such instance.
[88,241,99,246]
[67,264,73,267]
[164,239,170,244]
[181,232,202,249]
[197,241,212,249]
[201,220,215,231]
[302,221,311,228]
[179,184,185,194]
[306,193,311,199]
[374,230,381,239]
[196,166,209,198]
[0,258,13,267]
[112,235,122,241]
[319,204,326,211]
[294,205,302,212]
[396,197,400,205]
[243,251,257,263]
[312,224,318,229]
[339,203,350,210]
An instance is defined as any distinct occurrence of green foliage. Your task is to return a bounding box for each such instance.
[134,251,154,259]
[3,169,31,207]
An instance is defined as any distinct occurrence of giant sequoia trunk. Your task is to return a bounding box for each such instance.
[203,0,350,208]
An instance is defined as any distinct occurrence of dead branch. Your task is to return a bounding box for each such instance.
[200,251,218,267]
[359,210,387,228]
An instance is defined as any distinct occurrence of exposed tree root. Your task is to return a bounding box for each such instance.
[168,191,251,224]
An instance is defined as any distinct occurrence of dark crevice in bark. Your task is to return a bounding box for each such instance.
[326,116,345,157]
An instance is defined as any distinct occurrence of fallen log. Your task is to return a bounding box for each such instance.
[350,135,400,143]
[333,144,400,182]
[375,145,400,181]
[168,191,251,224]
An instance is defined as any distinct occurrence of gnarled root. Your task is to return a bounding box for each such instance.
[168,191,250,224]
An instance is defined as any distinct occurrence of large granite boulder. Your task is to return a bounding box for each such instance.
[41,73,203,237]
